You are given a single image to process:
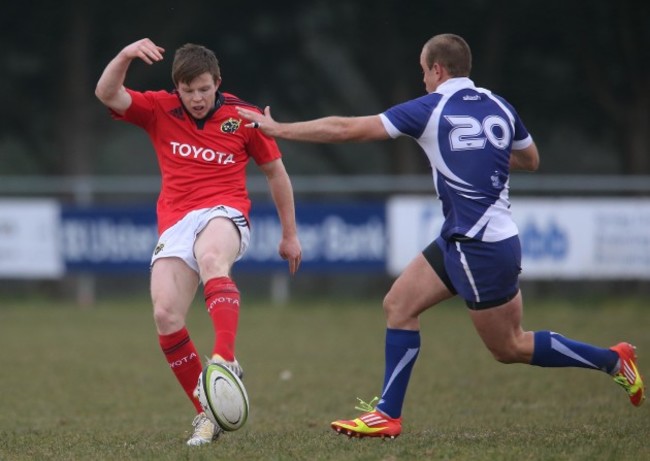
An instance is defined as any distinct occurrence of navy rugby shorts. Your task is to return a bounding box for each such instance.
[423,235,521,310]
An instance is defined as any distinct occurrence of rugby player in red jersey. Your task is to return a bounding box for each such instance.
[96,38,302,445]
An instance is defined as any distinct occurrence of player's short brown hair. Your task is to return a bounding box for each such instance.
[422,34,472,77]
[171,43,221,86]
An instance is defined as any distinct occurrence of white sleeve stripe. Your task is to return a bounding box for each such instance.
[379,113,402,139]
[512,135,533,150]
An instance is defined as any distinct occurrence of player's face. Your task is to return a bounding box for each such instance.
[177,72,221,119]
[420,49,439,93]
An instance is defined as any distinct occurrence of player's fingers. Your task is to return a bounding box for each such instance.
[242,108,257,118]
[236,106,253,120]
[143,48,163,63]
[137,40,164,63]
[150,46,165,60]
[139,55,154,65]
[289,256,301,275]
[280,249,301,274]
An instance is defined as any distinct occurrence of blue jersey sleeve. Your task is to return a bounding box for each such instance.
[491,94,530,143]
[382,93,443,139]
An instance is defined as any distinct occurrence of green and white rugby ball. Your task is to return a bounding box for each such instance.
[197,363,249,431]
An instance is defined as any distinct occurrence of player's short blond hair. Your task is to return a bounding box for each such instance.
[423,34,472,77]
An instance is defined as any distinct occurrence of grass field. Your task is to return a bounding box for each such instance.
[0,294,648,461]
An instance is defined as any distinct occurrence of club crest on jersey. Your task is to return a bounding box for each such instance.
[154,243,165,255]
[221,118,241,133]
[491,170,504,189]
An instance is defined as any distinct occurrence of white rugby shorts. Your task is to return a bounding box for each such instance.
[151,205,251,273]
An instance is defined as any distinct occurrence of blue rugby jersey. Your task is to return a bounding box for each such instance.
[379,77,533,242]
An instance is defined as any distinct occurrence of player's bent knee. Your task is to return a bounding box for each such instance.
[382,293,399,319]
[485,343,522,364]
[153,304,185,334]
[382,292,417,328]
[493,353,518,364]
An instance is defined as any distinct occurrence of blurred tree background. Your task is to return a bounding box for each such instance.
[1,0,648,178]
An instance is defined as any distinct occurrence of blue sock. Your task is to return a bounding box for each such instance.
[376,328,420,419]
[531,331,618,373]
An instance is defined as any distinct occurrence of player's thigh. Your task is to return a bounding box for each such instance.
[386,253,455,319]
[194,217,241,277]
[150,257,200,327]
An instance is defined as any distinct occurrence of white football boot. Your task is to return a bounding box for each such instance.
[186,412,222,446]
[207,354,244,379]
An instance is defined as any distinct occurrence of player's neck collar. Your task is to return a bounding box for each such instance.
[189,91,225,129]
[200,91,225,120]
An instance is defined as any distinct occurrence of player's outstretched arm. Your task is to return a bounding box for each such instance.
[95,38,165,115]
[236,106,390,144]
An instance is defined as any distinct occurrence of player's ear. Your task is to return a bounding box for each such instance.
[432,62,449,82]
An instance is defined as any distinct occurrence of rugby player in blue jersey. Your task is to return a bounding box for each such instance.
[237,33,644,438]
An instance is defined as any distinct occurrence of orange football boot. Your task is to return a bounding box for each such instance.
[610,342,645,407]
[331,397,401,439]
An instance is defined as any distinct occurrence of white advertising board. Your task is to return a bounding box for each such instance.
[387,196,650,279]
[0,199,63,278]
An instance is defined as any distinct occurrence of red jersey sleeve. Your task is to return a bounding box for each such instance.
[246,127,282,166]
[110,89,159,130]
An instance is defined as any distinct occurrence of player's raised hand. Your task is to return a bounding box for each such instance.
[236,106,280,136]
[121,38,165,64]
[96,38,165,114]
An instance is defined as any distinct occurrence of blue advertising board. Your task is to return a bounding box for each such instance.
[61,205,158,273]
[61,202,387,273]
[239,202,386,273]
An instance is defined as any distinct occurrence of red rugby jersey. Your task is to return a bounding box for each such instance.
[113,90,281,234]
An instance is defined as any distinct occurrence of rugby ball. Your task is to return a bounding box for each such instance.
[197,363,249,431]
